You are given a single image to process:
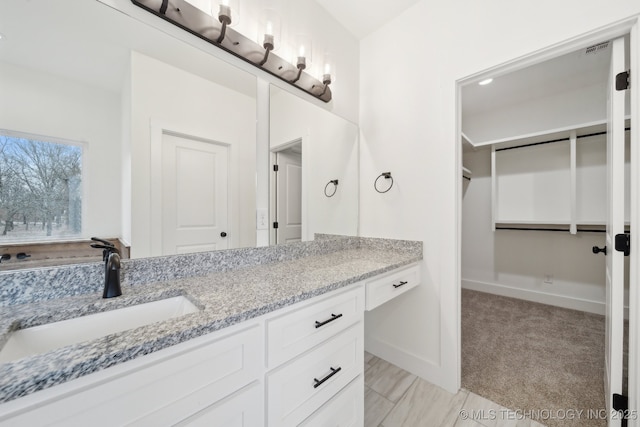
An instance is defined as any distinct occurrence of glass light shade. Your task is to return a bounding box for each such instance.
[292,34,312,67]
[258,8,281,50]
[279,43,294,66]
[184,0,213,16]
[212,0,239,26]
[322,53,336,83]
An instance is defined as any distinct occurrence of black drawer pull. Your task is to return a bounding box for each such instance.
[393,281,408,289]
[313,366,342,389]
[315,313,343,328]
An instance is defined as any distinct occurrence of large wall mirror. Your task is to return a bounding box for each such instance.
[0,0,358,272]
[269,86,359,244]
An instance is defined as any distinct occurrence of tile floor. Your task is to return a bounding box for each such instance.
[364,352,547,427]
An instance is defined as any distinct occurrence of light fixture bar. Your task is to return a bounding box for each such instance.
[131,0,332,103]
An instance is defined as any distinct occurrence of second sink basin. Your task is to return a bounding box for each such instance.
[0,296,199,363]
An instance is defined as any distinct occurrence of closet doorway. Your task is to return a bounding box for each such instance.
[458,31,635,427]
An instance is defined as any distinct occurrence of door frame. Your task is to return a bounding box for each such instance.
[149,119,236,256]
[455,16,640,418]
[269,137,308,245]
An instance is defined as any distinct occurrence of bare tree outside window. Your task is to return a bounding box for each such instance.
[0,133,82,242]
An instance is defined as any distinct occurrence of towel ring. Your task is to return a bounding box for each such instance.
[374,172,393,193]
[324,179,339,197]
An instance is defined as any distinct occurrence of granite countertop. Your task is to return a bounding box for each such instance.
[0,237,422,404]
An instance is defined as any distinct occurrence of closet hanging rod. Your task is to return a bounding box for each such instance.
[495,226,606,233]
[495,127,631,152]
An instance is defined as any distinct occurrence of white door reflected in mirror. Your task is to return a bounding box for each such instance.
[274,147,302,244]
[161,133,229,254]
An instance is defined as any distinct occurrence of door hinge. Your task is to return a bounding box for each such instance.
[613,393,628,412]
[615,233,630,256]
[273,164,279,172]
[273,221,279,229]
[616,70,630,91]
[613,393,629,425]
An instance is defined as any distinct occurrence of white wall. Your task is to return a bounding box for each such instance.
[270,88,359,240]
[0,61,122,239]
[359,0,640,393]
[129,52,256,258]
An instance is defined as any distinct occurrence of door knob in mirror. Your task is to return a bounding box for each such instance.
[220,232,227,238]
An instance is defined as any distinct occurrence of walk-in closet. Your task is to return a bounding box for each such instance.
[460,37,631,427]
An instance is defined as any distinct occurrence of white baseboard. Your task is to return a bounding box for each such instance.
[364,335,457,394]
[462,279,620,316]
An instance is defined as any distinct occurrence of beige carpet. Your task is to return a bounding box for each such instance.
[462,289,606,427]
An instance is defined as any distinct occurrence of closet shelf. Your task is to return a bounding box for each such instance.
[495,222,629,233]
[495,219,571,225]
[468,116,630,150]
[491,119,631,235]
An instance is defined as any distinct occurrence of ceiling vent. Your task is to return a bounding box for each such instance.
[585,41,610,55]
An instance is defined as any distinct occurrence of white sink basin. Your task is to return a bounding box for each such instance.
[0,296,199,363]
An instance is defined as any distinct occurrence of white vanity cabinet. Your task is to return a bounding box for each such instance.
[300,376,364,427]
[0,323,264,427]
[0,263,420,427]
[266,286,365,426]
[365,263,420,310]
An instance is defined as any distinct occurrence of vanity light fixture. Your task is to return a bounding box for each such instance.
[479,78,494,86]
[131,0,332,102]
[317,54,334,96]
[258,9,280,66]
[214,0,238,43]
[291,35,311,84]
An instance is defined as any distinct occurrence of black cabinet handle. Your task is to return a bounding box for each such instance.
[313,366,342,389]
[393,281,408,289]
[315,313,343,328]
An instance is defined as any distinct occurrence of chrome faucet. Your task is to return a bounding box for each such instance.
[91,237,122,298]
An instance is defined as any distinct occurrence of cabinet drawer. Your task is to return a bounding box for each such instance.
[173,382,263,427]
[300,375,363,427]
[365,264,420,310]
[266,286,364,368]
[267,323,364,427]
[1,325,262,427]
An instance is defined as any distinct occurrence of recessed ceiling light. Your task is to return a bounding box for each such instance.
[479,78,493,86]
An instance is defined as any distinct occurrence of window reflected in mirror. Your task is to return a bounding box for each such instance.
[0,131,82,243]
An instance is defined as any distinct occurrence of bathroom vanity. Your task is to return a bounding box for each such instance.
[0,236,421,426]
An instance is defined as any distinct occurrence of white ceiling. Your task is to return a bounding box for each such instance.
[461,42,612,119]
[314,0,423,39]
